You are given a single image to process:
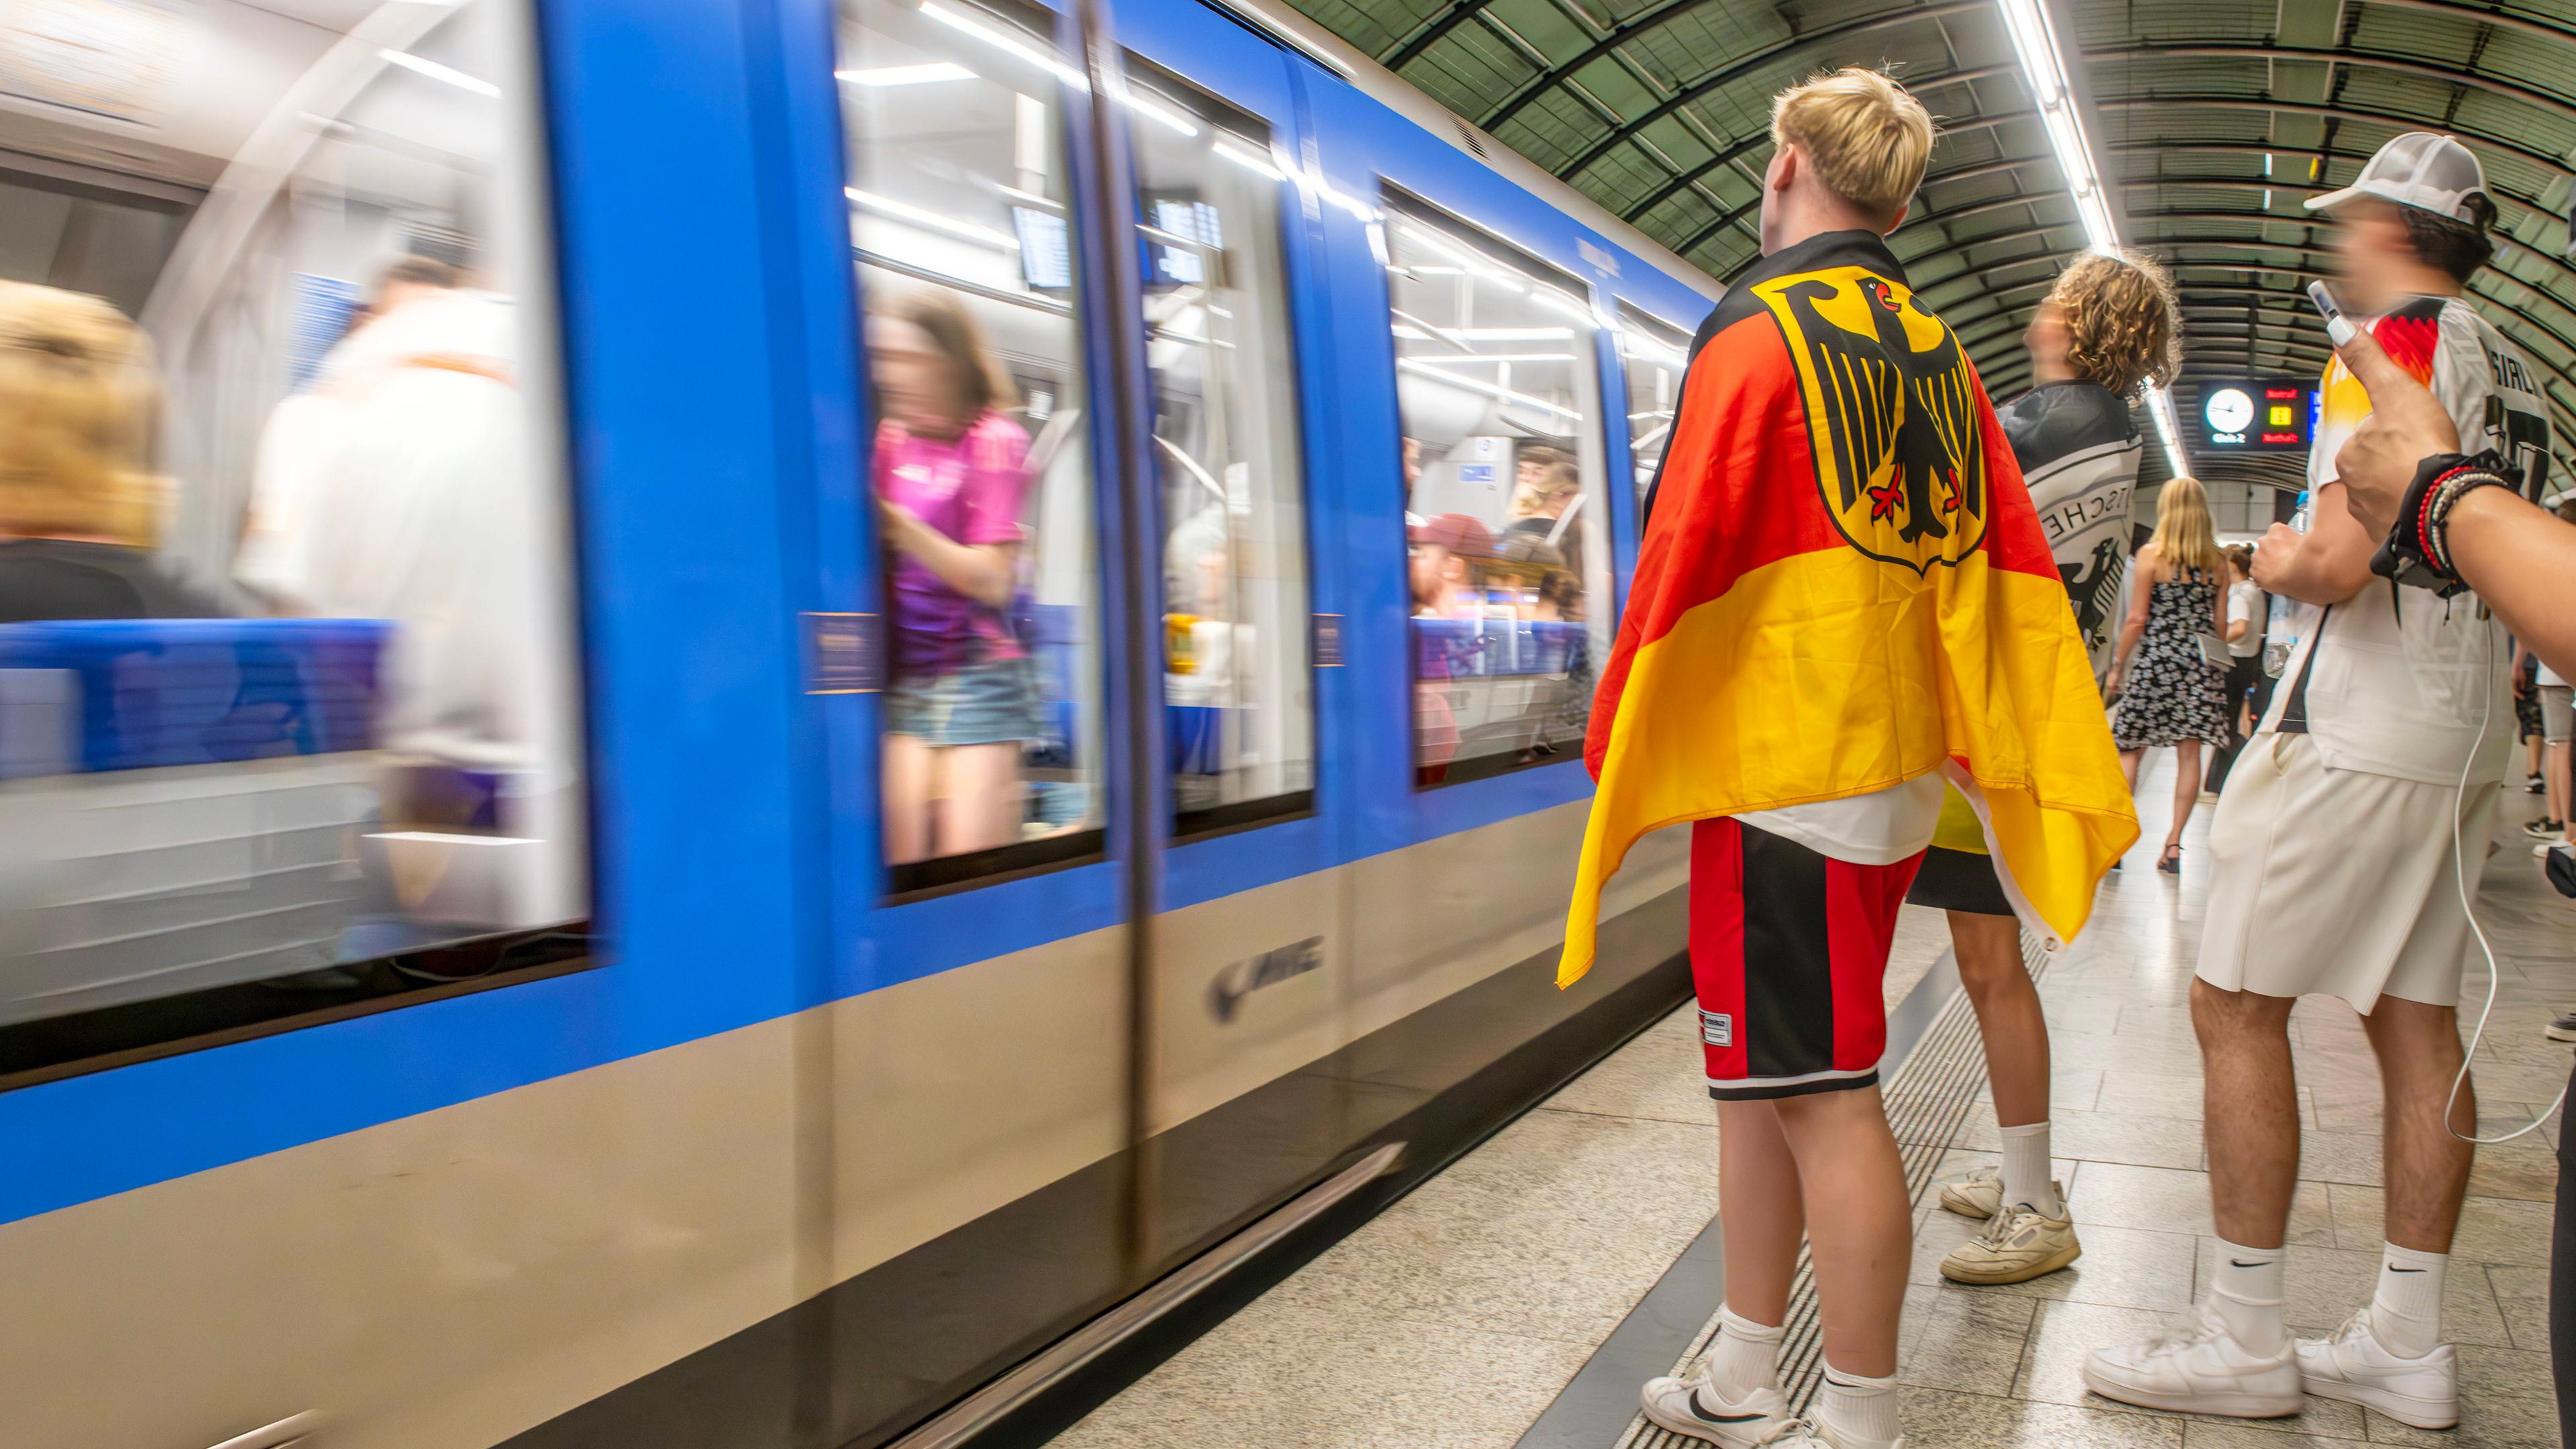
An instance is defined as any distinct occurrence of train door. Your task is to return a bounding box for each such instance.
[1099,0,1362,1273]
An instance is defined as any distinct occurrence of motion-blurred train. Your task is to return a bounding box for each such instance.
[0,0,1721,1444]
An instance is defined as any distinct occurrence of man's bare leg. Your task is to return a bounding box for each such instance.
[2347,996,2475,1361]
[1771,1086,1909,1379]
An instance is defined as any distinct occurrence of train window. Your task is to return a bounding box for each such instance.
[1124,64,1313,837]
[0,0,588,1082]
[837,0,1109,892]
[1617,301,1694,521]
[1383,191,1612,788]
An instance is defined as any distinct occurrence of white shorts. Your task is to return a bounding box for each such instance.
[2196,733,2500,1013]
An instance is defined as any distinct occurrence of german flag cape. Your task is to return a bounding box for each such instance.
[1561,231,2135,987]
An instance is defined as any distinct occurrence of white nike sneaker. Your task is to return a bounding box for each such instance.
[1638,1375,1794,1447]
[2296,1307,2459,1430]
[2082,1302,2304,1417]
[1937,1165,2003,1218]
[1939,1197,2080,1285]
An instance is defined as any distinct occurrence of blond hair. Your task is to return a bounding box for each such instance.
[0,283,164,547]
[2147,476,2222,579]
[2051,249,2182,397]
[1770,68,1936,222]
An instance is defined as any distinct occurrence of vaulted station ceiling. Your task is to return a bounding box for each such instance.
[1280,0,2576,505]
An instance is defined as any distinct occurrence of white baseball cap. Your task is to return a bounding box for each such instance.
[2306,131,2492,225]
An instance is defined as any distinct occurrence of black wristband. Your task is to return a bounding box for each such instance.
[2374,450,2512,596]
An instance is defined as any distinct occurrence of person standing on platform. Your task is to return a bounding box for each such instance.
[2204,544,2265,796]
[2105,475,2233,873]
[2085,131,2549,1432]
[1917,249,2180,1287]
[1558,69,2136,1449]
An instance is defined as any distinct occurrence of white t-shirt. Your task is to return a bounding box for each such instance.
[2542,658,2569,690]
[2263,294,2545,785]
[2226,580,2262,658]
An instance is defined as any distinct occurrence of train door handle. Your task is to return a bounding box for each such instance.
[206,1413,321,1449]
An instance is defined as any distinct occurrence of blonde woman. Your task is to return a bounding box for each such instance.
[0,283,216,621]
[2107,474,2231,871]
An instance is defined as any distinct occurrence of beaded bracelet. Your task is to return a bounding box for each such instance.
[2374,449,2512,596]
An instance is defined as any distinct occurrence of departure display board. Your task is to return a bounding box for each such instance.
[2196,380,2314,452]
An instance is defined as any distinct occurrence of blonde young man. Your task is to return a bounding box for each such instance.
[1561,70,2133,1449]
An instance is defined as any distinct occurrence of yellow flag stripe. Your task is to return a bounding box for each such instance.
[1559,547,2137,986]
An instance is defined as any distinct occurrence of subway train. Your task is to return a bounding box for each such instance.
[0,0,1728,1444]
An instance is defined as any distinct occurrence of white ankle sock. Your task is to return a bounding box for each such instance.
[1701,1305,1784,1401]
[2371,1242,2447,1358]
[2211,1238,2288,1354]
[1815,1364,1902,1448]
[1998,1120,2061,1217]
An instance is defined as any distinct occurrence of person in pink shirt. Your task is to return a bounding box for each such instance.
[869,292,1039,865]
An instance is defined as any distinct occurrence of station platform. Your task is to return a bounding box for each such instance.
[1050,757,2575,1448]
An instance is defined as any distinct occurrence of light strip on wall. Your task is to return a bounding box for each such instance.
[837,62,977,86]
[846,187,1021,250]
[1994,0,2190,477]
[378,49,500,98]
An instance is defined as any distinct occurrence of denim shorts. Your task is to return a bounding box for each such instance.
[885,656,1042,747]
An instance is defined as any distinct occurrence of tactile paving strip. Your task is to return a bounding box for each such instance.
[1613,933,2049,1448]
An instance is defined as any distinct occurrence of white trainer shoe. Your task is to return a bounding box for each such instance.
[2082,1302,2304,1417]
[1937,1165,2004,1219]
[1939,1197,2080,1284]
[1638,1376,1794,1448]
[2296,1308,2459,1430]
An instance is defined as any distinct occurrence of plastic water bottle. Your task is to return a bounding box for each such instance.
[2261,489,2310,678]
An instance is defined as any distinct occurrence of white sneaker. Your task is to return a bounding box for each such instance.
[2296,1307,2459,1430]
[2082,1302,2303,1417]
[1638,1376,1794,1447]
[1939,1197,2080,1284]
[1937,1165,2003,1218]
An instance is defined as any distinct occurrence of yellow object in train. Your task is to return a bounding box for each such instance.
[1167,614,1198,674]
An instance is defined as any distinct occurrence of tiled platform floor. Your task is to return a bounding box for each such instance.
[1051,757,2574,1448]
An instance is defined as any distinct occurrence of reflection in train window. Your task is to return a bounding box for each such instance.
[1126,64,1313,837]
[0,0,588,1075]
[837,0,1108,893]
[1383,193,1611,788]
[1617,301,1693,521]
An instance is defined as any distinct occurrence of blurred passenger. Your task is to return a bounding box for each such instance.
[231,256,553,773]
[2104,475,2230,870]
[871,290,1039,865]
[0,284,219,621]
[2090,131,2547,1431]
[1407,511,1492,621]
[1911,248,2179,1290]
[1504,445,1585,562]
[235,257,461,610]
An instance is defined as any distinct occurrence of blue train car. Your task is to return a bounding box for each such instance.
[0,0,1719,1444]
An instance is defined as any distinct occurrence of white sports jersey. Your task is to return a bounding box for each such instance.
[2265,294,2550,784]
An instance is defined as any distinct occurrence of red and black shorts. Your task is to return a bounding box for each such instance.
[1690,817,1924,1101]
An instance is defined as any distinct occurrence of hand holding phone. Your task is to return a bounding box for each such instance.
[2306,280,2357,348]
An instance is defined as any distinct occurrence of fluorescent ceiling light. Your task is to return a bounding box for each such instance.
[921,0,1085,90]
[378,48,499,97]
[846,187,1020,250]
[1994,0,2190,476]
[837,61,976,85]
[1455,327,1574,340]
[1402,352,1579,364]
[1213,138,1285,181]
[1397,358,1580,420]
[1124,91,1199,138]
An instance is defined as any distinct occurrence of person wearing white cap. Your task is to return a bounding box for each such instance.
[2086,131,2555,1432]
